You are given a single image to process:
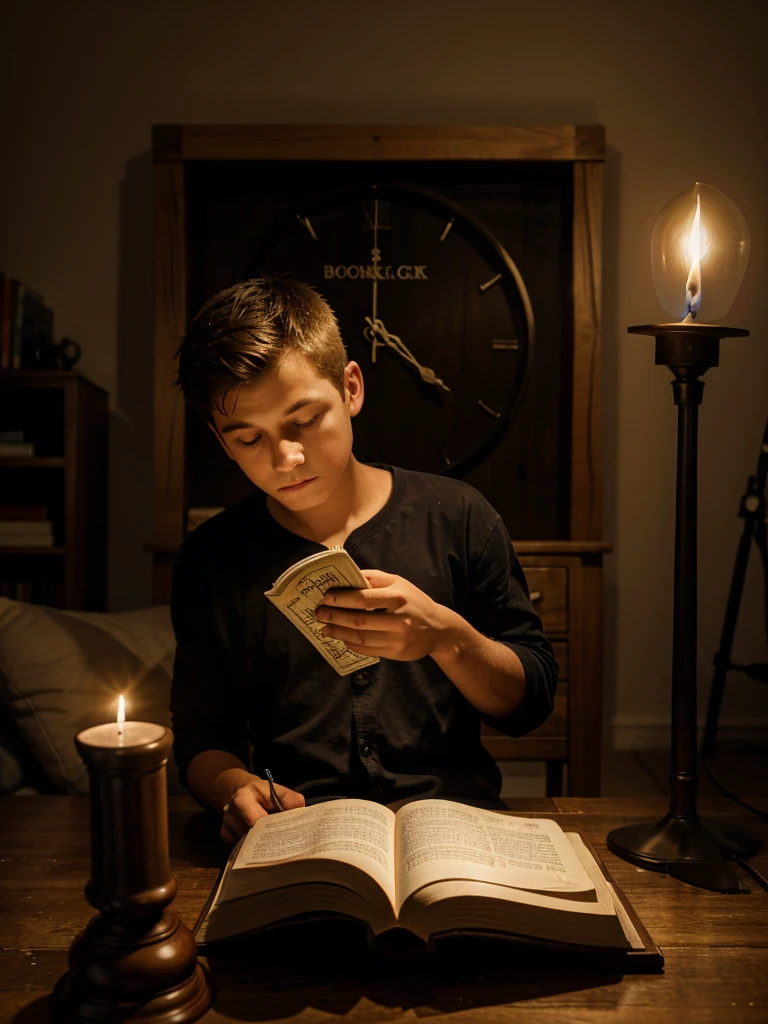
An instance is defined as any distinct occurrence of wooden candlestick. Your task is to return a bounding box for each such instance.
[50,722,214,1022]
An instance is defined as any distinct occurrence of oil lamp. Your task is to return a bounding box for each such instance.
[606,182,761,892]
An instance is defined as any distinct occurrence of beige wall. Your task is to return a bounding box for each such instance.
[2,0,766,746]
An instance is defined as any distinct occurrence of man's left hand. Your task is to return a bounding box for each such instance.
[315,569,456,661]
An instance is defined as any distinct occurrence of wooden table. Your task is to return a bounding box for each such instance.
[1,796,767,1023]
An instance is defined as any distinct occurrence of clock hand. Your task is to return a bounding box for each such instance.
[368,197,384,364]
[370,319,449,391]
[363,317,451,393]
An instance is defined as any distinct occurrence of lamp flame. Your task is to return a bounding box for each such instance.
[117,694,125,737]
[684,193,707,321]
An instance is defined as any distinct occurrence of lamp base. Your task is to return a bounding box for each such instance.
[607,814,761,893]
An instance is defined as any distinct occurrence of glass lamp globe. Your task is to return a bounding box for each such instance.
[650,182,750,324]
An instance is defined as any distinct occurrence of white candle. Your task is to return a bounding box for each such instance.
[77,721,167,749]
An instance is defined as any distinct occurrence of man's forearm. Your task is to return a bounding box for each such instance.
[431,608,526,717]
[186,749,256,815]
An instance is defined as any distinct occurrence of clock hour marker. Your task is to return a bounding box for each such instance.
[436,440,451,466]
[477,399,501,419]
[478,272,502,294]
[438,218,455,243]
[296,215,318,241]
[492,339,519,351]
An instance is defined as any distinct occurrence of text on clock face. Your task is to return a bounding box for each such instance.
[324,264,428,281]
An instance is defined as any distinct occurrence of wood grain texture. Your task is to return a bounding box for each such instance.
[482,735,568,761]
[523,567,569,634]
[153,160,187,563]
[152,124,606,163]
[1,797,766,1024]
[570,161,603,541]
[568,557,603,795]
[514,541,613,555]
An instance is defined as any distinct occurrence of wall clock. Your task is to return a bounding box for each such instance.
[239,183,534,478]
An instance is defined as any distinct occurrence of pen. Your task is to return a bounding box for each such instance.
[264,768,285,812]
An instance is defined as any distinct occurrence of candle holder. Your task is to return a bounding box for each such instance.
[50,722,214,1022]
[606,322,761,890]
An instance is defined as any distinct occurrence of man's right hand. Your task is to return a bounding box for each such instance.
[185,752,307,845]
[219,770,305,845]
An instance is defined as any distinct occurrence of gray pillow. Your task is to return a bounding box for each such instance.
[0,598,184,795]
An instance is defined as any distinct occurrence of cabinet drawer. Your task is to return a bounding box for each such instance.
[524,567,568,633]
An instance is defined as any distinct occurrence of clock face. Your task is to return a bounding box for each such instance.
[238,183,534,477]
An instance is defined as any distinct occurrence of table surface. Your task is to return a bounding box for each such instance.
[1,795,767,1024]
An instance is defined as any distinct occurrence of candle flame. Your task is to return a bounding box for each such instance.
[117,694,125,736]
[684,192,709,321]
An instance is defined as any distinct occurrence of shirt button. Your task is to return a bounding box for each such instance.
[360,743,372,758]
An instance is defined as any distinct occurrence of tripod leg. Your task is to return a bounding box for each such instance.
[702,502,756,757]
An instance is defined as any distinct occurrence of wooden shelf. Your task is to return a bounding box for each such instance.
[0,457,66,468]
[0,546,65,556]
[0,373,108,609]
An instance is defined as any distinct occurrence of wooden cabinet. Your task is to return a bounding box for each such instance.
[0,371,109,610]
[481,544,609,796]
[150,125,609,796]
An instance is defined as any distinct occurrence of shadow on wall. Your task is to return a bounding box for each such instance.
[109,150,155,611]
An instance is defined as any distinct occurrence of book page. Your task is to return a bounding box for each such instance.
[265,549,378,675]
[566,832,646,949]
[396,800,595,908]
[234,799,396,910]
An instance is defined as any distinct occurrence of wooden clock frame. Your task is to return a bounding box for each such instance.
[150,124,611,795]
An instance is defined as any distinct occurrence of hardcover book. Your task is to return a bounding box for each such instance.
[194,798,662,968]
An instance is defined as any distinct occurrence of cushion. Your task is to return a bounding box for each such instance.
[0,598,184,795]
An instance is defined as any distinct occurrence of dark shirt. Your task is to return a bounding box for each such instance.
[170,466,558,809]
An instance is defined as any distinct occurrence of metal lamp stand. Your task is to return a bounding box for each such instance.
[606,323,762,892]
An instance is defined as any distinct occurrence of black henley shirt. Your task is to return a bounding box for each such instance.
[170,466,558,809]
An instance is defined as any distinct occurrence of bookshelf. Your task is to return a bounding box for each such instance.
[0,371,109,609]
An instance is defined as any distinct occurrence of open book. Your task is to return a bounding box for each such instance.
[265,547,378,675]
[195,799,661,963]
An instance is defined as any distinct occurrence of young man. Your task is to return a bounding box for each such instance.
[171,277,557,844]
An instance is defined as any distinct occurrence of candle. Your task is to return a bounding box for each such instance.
[51,705,213,1021]
[75,694,165,752]
[76,719,166,751]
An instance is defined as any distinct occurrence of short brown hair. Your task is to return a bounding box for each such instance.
[176,277,347,418]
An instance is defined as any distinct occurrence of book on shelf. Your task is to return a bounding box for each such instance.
[265,547,379,676]
[0,521,52,536]
[194,797,663,968]
[0,272,54,370]
[0,534,54,547]
[0,520,54,547]
[0,506,49,521]
[0,442,35,457]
